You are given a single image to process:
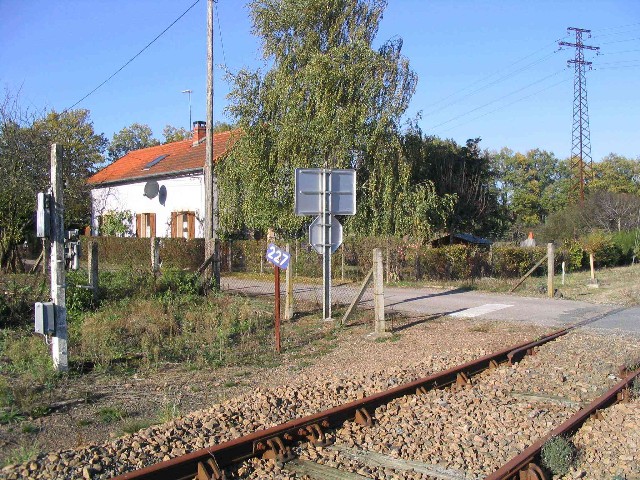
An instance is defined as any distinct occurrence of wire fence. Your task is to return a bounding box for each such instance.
[219,238,375,320]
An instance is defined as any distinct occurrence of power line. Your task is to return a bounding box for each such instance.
[424,51,558,116]
[434,77,572,135]
[592,22,640,31]
[601,36,640,45]
[65,0,201,112]
[423,38,564,110]
[591,28,640,39]
[600,48,640,55]
[214,0,228,68]
[426,70,567,130]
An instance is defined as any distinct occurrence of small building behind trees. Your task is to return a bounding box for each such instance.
[87,122,239,239]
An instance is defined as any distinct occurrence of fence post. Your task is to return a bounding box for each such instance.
[373,248,386,334]
[151,237,160,273]
[284,243,294,321]
[547,242,555,298]
[88,241,99,302]
[341,244,345,281]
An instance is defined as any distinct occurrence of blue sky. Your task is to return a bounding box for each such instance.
[1,0,638,162]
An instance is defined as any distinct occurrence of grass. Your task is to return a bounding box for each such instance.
[97,406,126,424]
[541,435,577,476]
[121,418,154,435]
[1,444,40,467]
[157,399,181,423]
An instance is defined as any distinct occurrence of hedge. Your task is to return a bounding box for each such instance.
[79,235,622,281]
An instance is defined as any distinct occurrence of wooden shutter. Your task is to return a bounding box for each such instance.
[150,213,156,238]
[171,212,177,238]
[187,212,195,239]
[136,214,142,237]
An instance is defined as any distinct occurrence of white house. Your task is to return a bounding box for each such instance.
[88,122,239,239]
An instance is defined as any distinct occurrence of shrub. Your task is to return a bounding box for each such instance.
[156,268,200,296]
[541,435,577,476]
[66,270,95,317]
[492,246,546,278]
[582,231,622,267]
[558,239,585,272]
[611,230,638,264]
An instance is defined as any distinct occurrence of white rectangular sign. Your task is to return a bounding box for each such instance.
[294,168,356,216]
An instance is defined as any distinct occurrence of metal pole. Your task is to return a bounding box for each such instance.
[274,265,281,353]
[50,144,68,372]
[547,242,555,298]
[322,169,332,320]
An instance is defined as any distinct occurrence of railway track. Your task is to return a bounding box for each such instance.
[114,311,638,480]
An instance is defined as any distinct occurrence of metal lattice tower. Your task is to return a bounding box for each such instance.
[559,28,599,203]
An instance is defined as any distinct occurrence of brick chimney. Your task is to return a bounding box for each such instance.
[192,121,206,146]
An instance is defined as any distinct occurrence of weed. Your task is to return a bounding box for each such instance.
[158,398,181,423]
[631,377,640,399]
[121,418,154,435]
[0,407,24,424]
[222,380,237,388]
[77,418,93,426]
[1,444,40,467]
[469,324,491,333]
[375,334,401,343]
[98,406,125,423]
[541,435,577,476]
[20,423,39,434]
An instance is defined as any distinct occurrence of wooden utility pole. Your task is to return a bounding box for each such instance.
[204,0,220,290]
[50,144,68,371]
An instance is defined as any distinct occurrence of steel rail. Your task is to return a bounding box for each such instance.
[485,364,639,480]
[114,315,608,480]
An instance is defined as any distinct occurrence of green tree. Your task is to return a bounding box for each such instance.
[162,125,190,143]
[220,0,421,237]
[402,128,504,238]
[0,91,106,271]
[494,148,567,228]
[212,121,235,133]
[591,154,640,195]
[107,123,159,162]
[35,110,108,226]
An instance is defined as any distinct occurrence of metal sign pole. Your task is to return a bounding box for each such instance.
[322,169,332,321]
[274,265,281,353]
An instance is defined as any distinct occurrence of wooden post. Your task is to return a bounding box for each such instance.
[547,242,555,298]
[50,144,68,372]
[373,248,386,334]
[203,0,220,290]
[274,266,281,353]
[341,244,345,281]
[88,241,99,302]
[562,261,566,285]
[589,253,599,287]
[151,237,160,273]
[284,243,294,321]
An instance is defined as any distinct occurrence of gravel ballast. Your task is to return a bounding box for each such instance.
[1,320,638,480]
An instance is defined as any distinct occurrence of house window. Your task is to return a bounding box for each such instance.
[171,211,195,239]
[136,213,156,238]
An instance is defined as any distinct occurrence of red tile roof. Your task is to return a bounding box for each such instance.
[87,129,240,185]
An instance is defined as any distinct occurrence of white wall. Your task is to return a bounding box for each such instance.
[91,173,205,238]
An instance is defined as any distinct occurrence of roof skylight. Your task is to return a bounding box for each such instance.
[143,154,169,170]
